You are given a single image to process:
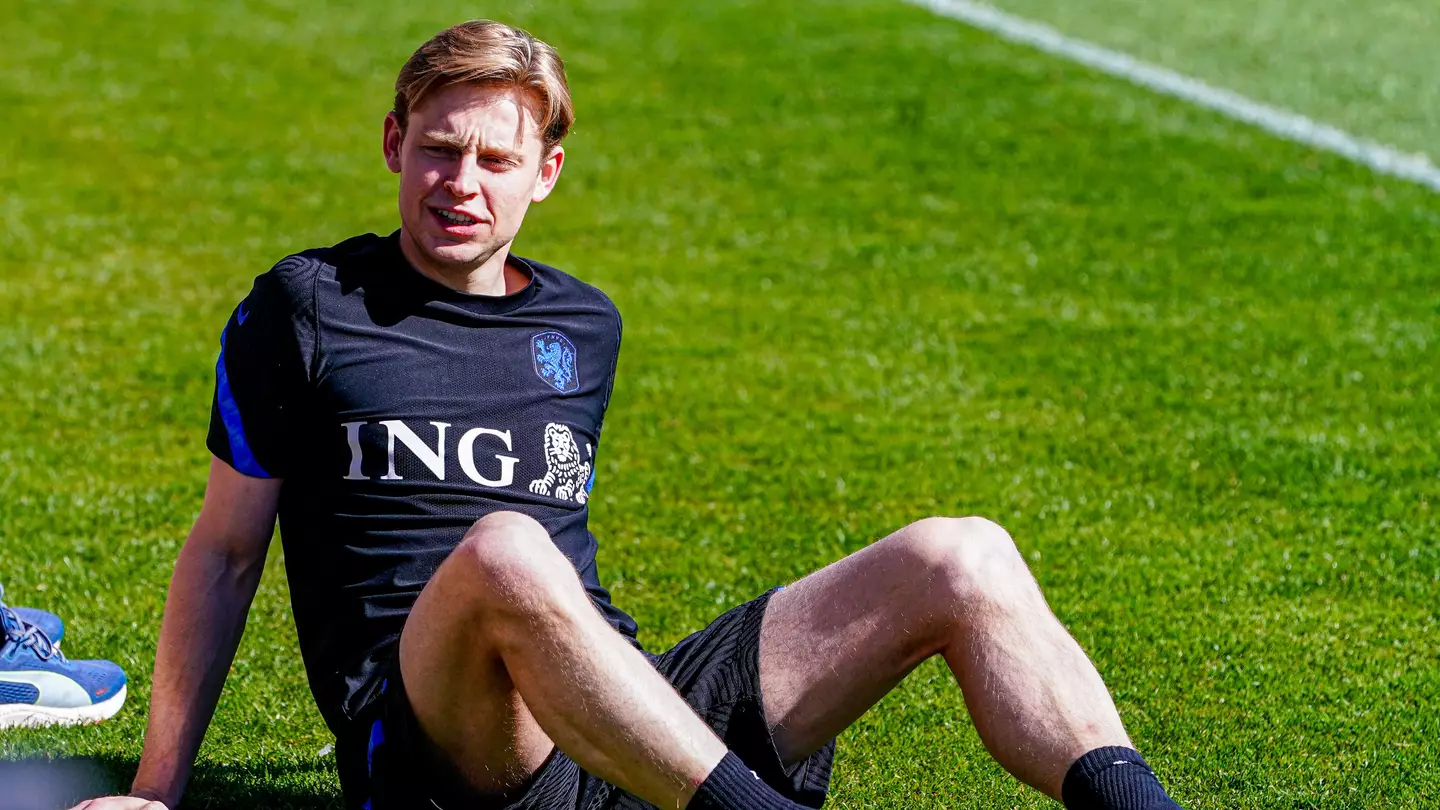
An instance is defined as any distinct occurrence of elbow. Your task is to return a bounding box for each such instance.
[175,527,271,593]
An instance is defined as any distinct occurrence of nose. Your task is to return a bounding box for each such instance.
[444,154,482,198]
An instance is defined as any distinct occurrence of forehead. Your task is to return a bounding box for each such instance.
[410,83,544,150]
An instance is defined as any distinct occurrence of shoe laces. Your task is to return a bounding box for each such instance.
[0,583,65,663]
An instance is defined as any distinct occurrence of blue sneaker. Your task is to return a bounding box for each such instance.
[0,586,126,729]
[11,607,64,645]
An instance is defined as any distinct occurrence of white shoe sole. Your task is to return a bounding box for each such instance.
[0,684,127,729]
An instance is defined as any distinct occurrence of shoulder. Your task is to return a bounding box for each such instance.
[251,233,387,314]
[263,233,385,292]
[521,256,621,327]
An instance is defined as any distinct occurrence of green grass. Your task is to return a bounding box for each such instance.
[985,0,1440,157]
[2,0,1438,807]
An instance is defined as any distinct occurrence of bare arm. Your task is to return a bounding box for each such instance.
[75,458,282,810]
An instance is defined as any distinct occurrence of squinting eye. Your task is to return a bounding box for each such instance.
[423,146,458,158]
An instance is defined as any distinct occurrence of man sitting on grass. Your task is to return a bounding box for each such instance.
[74,20,1185,810]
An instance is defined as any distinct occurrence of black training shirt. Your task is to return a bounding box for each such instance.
[206,231,639,733]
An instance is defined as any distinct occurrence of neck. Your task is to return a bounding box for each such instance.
[399,233,527,296]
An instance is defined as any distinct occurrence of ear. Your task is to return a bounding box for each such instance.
[383,112,404,174]
[531,146,565,203]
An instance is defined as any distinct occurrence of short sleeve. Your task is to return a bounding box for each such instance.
[598,310,622,430]
[206,260,316,479]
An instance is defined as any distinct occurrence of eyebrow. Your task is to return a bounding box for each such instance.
[419,131,523,158]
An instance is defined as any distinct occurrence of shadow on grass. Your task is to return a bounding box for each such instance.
[0,755,343,810]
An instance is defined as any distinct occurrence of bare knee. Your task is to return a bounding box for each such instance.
[452,511,577,614]
[898,516,1033,605]
[462,510,550,550]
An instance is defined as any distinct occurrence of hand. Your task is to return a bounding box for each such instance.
[70,795,171,810]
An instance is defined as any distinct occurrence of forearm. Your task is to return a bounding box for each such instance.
[130,537,268,805]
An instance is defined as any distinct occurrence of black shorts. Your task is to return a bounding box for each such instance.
[343,588,835,809]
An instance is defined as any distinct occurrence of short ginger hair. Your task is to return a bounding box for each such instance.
[393,20,574,151]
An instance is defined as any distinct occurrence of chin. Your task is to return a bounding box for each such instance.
[425,238,496,268]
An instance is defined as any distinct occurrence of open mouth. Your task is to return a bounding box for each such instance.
[433,208,479,226]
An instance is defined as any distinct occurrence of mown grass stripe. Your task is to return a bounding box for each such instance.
[905,0,1440,193]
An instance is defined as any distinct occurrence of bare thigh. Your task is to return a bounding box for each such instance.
[399,535,556,794]
[758,518,982,763]
[397,510,730,807]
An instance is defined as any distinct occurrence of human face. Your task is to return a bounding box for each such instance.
[383,83,564,282]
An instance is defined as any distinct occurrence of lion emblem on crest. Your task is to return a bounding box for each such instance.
[529,423,592,504]
[532,331,579,394]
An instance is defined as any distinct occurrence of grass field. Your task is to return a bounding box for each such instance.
[2,0,1438,807]
[984,0,1440,156]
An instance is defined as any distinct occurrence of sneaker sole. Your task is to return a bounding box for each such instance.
[0,684,127,729]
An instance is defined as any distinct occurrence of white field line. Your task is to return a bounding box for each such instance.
[904,0,1440,194]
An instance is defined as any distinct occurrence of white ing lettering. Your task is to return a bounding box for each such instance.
[342,421,367,480]
[458,427,519,487]
[339,421,521,488]
[381,420,449,480]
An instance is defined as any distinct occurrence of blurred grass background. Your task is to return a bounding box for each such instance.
[986,0,1440,156]
[2,0,1437,807]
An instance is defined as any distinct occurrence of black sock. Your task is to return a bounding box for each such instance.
[688,751,806,810]
[1061,746,1183,810]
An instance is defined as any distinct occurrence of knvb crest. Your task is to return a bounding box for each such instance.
[531,330,579,394]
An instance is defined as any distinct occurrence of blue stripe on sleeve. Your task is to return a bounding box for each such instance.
[216,325,273,478]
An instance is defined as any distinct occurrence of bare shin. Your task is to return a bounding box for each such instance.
[932,519,1131,796]
[760,517,1130,800]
